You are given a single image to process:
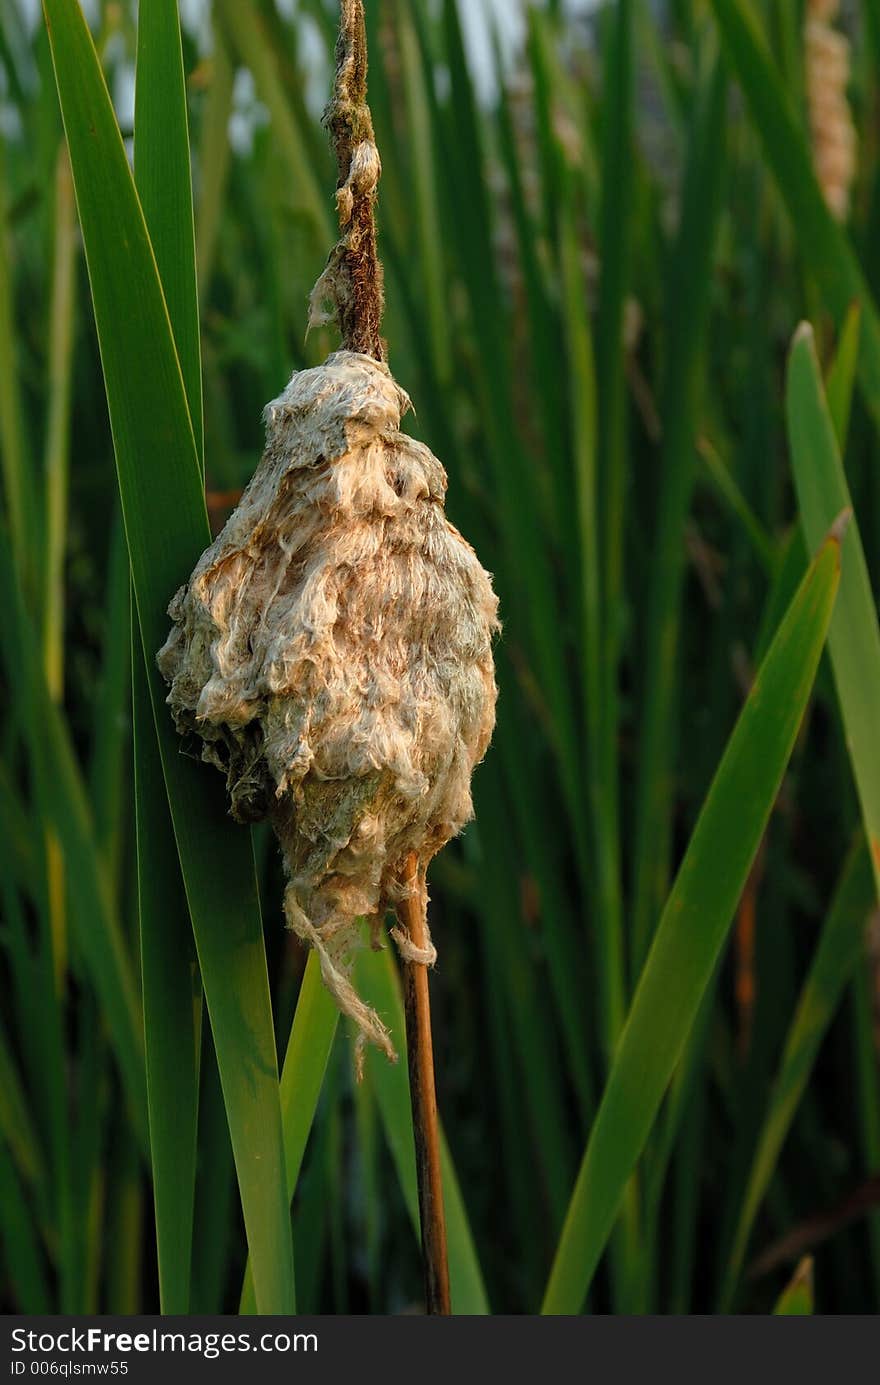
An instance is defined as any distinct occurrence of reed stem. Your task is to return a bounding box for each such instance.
[400,851,451,1315]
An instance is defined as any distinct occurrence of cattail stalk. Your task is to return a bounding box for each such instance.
[317,4,453,1312]
[400,851,452,1314]
[309,0,385,360]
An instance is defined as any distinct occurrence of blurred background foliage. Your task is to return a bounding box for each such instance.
[1,0,880,1314]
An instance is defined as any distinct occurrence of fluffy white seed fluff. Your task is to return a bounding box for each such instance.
[158,351,499,1059]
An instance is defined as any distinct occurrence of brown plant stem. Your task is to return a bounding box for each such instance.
[400,851,452,1315]
[749,1173,880,1280]
[311,0,385,360]
[316,4,451,1309]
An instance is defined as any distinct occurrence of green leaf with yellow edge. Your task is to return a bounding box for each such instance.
[773,1257,814,1315]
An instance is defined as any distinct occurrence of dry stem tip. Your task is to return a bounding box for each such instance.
[309,0,386,361]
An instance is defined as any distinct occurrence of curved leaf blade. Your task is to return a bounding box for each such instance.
[543,530,841,1313]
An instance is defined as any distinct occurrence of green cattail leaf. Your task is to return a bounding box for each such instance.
[0,1140,50,1313]
[0,134,39,591]
[787,324,880,896]
[543,527,841,1313]
[194,33,234,298]
[132,0,203,1316]
[0,543,147,1148]
[630,52,728,968]
[773,1257,814,1315]
[825,302,861,454]
[0,1012,45,1189]
[239,952,339,1315]
[42,0,294,1314]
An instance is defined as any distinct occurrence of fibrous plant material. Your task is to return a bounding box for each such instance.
[158,3,498,1063]
[158,351,498,1059]
[805,0,857,222]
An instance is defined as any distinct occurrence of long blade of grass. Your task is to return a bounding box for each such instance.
[0,1014,45,1190]
[42,0,295,1313]
[0,1140,50,1312]
[0,761,37,897]
[631,50,728,969]
[87,513,132,887]
[474,759,578,1230]
[698,436,775,571]
[190,1029,236,1314]
[786,320,880,1290]
[134,0,203,459]
[132,0,203,1315]
[595,0,633,914]
[0,812,73,1310]
[0,133,39,590]
[0,542,147,1147]
[239,952,339,1314]
[195,33,234,298]
[543,525,842,1313]
[42,142,76,700]
[38,140,77,995]
[105,1128,143,1315]
[559,183,624,1055]
[132,666,201,1314]
[787,324,880,896]
[825,303,861,454]
[439,0,584,837]
[352,1047,381,1310]
[215,0,331,251]
[0,1,29,107]
[395,0,451,384]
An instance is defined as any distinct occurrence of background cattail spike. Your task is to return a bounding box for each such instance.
[805,0,857,222]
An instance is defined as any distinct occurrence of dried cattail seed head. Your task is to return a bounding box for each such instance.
[158,351,500,1059]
